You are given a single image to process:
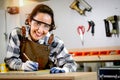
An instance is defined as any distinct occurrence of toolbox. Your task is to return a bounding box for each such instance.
[98,66,120,80]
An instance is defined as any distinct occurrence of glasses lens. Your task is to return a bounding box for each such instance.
[32,18,51,30]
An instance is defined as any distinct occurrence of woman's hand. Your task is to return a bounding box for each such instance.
[50,67,65,74]
[21,60,38,71]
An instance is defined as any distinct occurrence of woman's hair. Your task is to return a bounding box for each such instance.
[29,4,56,31]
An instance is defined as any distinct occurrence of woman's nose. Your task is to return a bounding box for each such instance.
[37,25,48,35]
[37,24,45,32]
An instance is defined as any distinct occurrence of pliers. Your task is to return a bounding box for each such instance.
[87,20,95,36]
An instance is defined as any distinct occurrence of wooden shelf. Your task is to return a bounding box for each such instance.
[73,55,120,62]
[68,46,120,52]
[68,46,120,62]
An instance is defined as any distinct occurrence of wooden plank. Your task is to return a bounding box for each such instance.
[68,46,120,52]
[0,71,97,80]
[73,55,120,62]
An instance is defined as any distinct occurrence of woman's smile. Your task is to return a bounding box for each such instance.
[35,31,42,37]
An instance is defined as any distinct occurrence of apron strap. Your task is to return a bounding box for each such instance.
[48,34,54,45]
[21,26,26,42]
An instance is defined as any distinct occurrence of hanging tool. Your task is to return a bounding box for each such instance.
[107,15,119,37]
[70,0,92,15]
[77,26,85,45]
[104,19,111,37]
[104,15,119,37]
[78,0,92,11]
[70,0,84,15]
[87,20,95,36]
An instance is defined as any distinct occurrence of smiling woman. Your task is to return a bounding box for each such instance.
[4,4,78,74]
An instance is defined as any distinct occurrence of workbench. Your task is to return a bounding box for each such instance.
[0,70,97,80]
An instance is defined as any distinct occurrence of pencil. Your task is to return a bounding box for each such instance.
[23,53,30,60]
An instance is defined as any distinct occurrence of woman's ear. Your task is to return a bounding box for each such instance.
[28,19,31,26]
[25,18,29,25]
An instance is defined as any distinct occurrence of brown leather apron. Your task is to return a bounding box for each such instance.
[20,26,53,70]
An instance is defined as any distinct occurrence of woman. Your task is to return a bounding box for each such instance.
[4,4,77,73]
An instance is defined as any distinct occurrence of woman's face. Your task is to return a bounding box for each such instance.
[29,13,52,41]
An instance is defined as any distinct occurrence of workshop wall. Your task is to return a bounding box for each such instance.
[20,0,120,49]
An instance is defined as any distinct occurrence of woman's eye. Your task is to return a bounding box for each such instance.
[37,22,42,26]
[45,25,50,28]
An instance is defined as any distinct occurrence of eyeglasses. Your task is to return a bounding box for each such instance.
[32,18,51,31]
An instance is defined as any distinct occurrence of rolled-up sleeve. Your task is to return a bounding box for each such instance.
[4,28,23,70]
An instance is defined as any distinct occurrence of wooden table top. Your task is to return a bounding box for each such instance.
[0,70,97,80]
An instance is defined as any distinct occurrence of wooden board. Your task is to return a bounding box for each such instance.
[73,55,120,62]
[0,70,97,80]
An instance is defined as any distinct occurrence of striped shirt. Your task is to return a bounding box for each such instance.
[4,26,77,72]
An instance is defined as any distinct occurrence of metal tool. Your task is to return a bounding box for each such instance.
[78,0,92,11]
[104,19,111,37]
[104,15,119,37]
[70,0,92,15]
[77,26,85,45]
[87,20,95,36]
[70,0,84,15]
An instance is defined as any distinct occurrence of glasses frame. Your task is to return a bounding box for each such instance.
[32,18,51,31]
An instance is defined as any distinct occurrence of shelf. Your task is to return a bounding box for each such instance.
[73,55,120,62]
